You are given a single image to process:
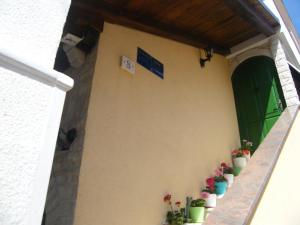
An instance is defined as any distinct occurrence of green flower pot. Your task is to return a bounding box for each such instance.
[233,166,242,176]
[189,207,205,223]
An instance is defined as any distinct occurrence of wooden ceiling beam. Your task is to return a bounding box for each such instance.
[72,1,230,55]
[224,0,278,36]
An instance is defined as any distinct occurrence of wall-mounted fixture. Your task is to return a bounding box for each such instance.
[200,47,214,68]
[137,47,164,79]
[121,56,135,74]
[57,128,77,151]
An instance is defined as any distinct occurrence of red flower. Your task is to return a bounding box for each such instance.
[243,150,250,155]
[221,162,228,168]
[175,201,181,207]
[206,177,215,187]
[208,185,215,192]
[163,194,171,202]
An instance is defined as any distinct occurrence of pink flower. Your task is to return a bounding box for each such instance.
[215,168,223,176]
[232,149,238,154]
[175,201,181,207]
[201,192,210,198]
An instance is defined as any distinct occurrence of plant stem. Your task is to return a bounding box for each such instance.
[169,202,174,213]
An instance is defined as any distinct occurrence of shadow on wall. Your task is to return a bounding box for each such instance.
[290,65,300,99]
[43,43,98,225]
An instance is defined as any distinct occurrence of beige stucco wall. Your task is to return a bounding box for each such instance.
[74,22,239,225]
[250,108,300,225]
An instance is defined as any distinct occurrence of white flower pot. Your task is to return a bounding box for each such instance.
[204,194,217,208]
[233,157,247,168]
[224,173,234,188]
[244,153,251,161]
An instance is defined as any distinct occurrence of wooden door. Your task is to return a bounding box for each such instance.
[232,56,286,150]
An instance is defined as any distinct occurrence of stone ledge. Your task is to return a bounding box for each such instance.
[204,106,299,225]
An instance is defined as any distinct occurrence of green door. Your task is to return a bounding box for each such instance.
[232,56,286,151]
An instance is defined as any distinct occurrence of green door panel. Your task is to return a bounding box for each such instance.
[264,116,280,134]
[247,121,264,150]
[232,56,286,151]
[260,85,281,117]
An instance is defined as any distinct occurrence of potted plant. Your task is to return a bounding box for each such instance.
[164,194,185,225]
[232,149,247,169]
[232,166,242,176]
[240,139,253,160]
[221,162,234,188]
[201,187,217,208]
[189,199,206,223]
[232,139,253,170]
[213,168,228,198]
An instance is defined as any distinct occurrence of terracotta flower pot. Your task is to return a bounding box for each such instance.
[233,157,247,168]
[224,173,234,187]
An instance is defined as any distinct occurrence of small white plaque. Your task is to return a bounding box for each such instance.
[121,56,135,74]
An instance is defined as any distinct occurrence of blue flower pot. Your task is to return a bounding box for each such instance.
[215,181,227,195]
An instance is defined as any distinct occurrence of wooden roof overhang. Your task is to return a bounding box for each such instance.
[68,0,280,55]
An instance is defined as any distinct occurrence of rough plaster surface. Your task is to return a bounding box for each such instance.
[74,23,240,225]
[0,1,72,224]
[0,0,71,68]
[0,63,71,225]
[44,46,98,225]
[0,69,51,225]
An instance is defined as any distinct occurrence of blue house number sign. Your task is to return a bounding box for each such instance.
[137,47,164,79]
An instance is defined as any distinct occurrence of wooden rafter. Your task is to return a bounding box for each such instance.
[224,0,278,36]
[72,1,231,55]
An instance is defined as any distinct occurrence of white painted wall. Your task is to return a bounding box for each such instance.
[250,108,300,225]
[0,1,72,225]
[0,0,71,68]
[263,0,300,68]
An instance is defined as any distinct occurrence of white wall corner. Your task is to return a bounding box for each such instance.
[263,0,300,69]
[0,1,72,225]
